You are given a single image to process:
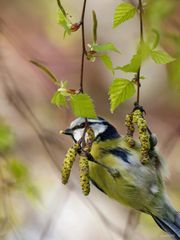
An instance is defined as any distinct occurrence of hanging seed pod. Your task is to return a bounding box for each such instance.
[124,135,135,147]
[125,114,135,134]
[79,155,90,196]
[61,143,80,184]
[132,109,142,124]
[125,113,135,147]
[137,118,147,134]
[137,118,150,163]
[132,110,151,164]
[77,126,94,196]
[86,127,95,151]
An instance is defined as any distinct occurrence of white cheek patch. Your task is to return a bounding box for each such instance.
[73,129,84,142]
[73,124,108,142]
[93,124,107,138]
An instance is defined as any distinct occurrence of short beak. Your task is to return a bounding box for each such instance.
[59,128,73,136]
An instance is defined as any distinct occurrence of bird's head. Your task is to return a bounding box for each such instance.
[61,117,120,142]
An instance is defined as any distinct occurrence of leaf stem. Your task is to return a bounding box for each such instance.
[136,0,144,104]
[80,0,87,93]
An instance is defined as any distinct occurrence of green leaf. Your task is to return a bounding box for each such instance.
[151,29,160,49]
[151,50,175,64]
[57,9,71,37]
[109,78,136,112]
[70,93,97,118]
[100,55,114,74]
[116,53,141,72]
[116,42,150,73]
[90,42,119,53]
[51,91,67,107]
[0,123,14,152]
[113,3,137,28]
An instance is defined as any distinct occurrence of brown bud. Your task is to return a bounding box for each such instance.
[70,23,81,32]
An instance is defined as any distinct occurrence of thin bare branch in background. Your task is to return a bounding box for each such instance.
[0,60,62,171]
[123,210,140,240]
[39,191,71,240]
[162,125,180,156]
[87,198,123,238]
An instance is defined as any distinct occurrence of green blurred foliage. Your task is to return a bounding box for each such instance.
[0,123,14,152]
[145,0,175,31]
[0,121,40,236]
[145,0,180,91]
[169,57,180,91]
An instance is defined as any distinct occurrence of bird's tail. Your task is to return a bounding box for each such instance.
[152,212,180,240]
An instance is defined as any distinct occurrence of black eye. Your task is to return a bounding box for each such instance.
[79,123,85,128]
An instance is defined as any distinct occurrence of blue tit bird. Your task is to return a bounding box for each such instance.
[62,117,180,240]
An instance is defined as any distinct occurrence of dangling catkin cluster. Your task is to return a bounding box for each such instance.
[61,126,95,196]
[125,109,150,164]
[86,127,95,151]
[133,110,150,164]
[61,143,80,184]
[79,155,90,196]
[79,127,95,196]
[125,114,135,147]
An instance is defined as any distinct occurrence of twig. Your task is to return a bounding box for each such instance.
[136,0,144,104]
[79,0,87,93]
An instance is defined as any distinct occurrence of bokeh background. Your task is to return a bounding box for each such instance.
[0,0,180,239]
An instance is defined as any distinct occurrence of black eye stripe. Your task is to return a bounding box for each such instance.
[72,123,85,131]
[71,121,99,131]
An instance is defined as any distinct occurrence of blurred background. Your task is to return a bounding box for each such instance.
[0,0,180,239]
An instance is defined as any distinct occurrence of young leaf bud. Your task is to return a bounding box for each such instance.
[70,23,81,32]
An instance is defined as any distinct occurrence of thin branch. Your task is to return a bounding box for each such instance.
[79,0,87,93]
[139,0,144,43]
[136,0,144,104]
